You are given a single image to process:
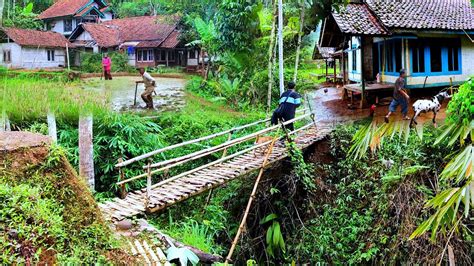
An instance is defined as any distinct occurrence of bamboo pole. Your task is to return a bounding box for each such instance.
[149,122,313,191]
[79,115,95,190]
[225,137,278,263]
[118,158,127,199]
[47,111,57,142]
[145,159,152,210]
[116,108,309,168]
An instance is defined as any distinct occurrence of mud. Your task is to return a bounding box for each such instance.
[306,86,449,126]
[81,76,187,112]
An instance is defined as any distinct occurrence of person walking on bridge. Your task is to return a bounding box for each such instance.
[271,81,302,131]
[136,68,156,109]
[102,53,112,80]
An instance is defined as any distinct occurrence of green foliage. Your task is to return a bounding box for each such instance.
[260,214,286,259]
[0,145,122,264]
[114,0,150,17]
[0,76,106,121]
[410,80,473,240]
[2,3,43,30]
[80,51,134,73]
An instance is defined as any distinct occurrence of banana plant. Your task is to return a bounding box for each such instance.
[260,213,286,258]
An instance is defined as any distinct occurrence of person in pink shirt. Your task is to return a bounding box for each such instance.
[102,53,112,80]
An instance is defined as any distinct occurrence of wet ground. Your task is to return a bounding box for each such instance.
[81,76,187,112]
[306,86,449,127]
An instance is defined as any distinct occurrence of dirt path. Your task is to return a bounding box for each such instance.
[306,87,449,126]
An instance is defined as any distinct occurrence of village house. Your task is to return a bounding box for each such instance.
[38,0,113,37]
[318,0,474,106]
[68,15,200,69]
[0,28,73,69]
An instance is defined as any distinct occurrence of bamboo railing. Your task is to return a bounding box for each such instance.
[115,109,316,202]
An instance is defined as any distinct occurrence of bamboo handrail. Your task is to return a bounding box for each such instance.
[144,112,311,169]
[115,108,309,168]
[148,122,313,190]
[116,113,312,186]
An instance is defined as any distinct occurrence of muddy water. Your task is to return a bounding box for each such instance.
[81,76,186,112]
[305,86,448,126]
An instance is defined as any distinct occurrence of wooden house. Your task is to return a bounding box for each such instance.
[68,15,200,68]
[0,28,73,69]
[38,0,113,37]
[319,0,474,91]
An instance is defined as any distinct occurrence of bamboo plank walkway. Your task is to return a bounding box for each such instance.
[99,124,333,221]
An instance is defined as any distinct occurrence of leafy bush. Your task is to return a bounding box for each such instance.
[80,51,134,73]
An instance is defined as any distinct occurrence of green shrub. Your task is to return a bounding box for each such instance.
[80,51,134,73]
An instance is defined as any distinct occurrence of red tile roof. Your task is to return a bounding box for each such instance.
[82,24,121,47]
[332,0,474,35]
[75,16,182,48]
[38,0,90,20]
[332,3,389,35]
[161,30,180,48]
[1,27,73,48]
[102,15,179,42]
[366,0,474,31]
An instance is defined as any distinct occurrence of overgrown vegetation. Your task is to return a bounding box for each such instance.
[0,144,130,264]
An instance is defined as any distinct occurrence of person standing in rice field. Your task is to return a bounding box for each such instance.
[102,53,112,80]
[136,68,156,109]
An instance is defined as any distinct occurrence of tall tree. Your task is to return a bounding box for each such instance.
[293,0,305,82]
[266,0,277,112]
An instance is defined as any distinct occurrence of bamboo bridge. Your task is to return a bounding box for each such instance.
[99,109,333,221]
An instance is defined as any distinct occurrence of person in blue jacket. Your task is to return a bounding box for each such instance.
[271,81,302,131]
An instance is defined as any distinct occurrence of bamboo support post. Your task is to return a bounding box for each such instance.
[225,137,278,263]
[118,158,127,199]
[145,159,152,210]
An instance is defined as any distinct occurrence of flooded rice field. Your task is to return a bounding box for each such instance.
[81,76,187,112]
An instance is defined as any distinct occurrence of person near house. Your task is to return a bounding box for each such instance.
[102,53,112,80]
[271,81,302,131]
[385,69,410,123]
[136,68,156,109]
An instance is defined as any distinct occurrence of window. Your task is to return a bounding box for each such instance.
[447,46,459,72]
[395,43,402,73]
[64,19,73,32]
[189,50,196,59]
[352,50,357,72]
[412,44,425,73]
[386,42,394,73]
[137,49,154,62]
[430,44,442,72]
[47,50,55,61]
[168,51,175,61]
[3,50,11,63]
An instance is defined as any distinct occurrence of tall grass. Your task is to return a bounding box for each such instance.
[0,76,108,121]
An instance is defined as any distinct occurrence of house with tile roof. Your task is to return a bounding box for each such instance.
[68,15,200,68]
[319,0,474,89]
[0,28,74,69]
[39,0,113,37]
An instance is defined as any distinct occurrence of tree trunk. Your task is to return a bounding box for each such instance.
[266,0,277,113]
[79,115,95,190]
[277,0,284,96]
[293,0,305,82]
[47,111,57,142]
[0,0,4,26]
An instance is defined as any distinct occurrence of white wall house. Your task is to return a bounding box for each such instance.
[69,16,201,69]
[319,0,474,89]
[39,0,112,37]
[0,28,72,69]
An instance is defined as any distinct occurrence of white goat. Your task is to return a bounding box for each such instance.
[410,91,451,127]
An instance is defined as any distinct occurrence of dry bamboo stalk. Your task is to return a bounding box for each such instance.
[225,137,278,263]
[115,109,309,168]
[145,160,152,210]
[118,113,312,186]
